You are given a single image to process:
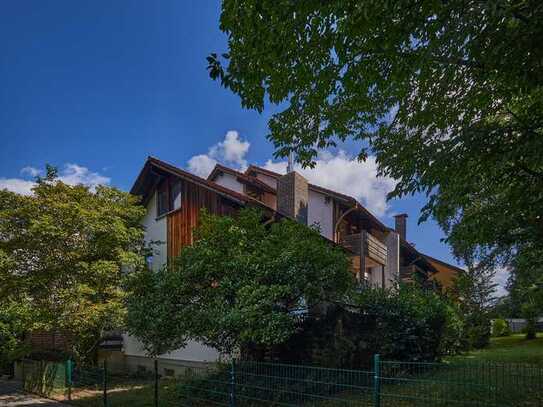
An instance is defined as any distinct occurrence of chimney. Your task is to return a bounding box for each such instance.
[287,151,294,173]
[277,171,308,224]
[394,213,408,240]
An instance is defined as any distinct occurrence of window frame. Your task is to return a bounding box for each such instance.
[156,177,183,218]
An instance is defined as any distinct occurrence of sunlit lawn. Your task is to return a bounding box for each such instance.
[448,333,543,366]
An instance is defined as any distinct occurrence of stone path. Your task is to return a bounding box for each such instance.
[0,380,69,406]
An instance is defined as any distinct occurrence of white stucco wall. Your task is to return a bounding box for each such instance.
[142,191,167,271]
[384,232,400,288]
[254,173,278,189]
[123,189,221,363]
[308,189,334,240]
[123,335,221,363]
[213,173,244,194]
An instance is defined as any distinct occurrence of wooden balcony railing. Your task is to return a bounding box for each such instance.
[341,231,387,265]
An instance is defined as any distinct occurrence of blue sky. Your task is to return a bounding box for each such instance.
[0,1,472,273]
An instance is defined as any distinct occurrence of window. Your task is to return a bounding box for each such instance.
[170,179,182,211]
[157,180,169,217]
[156,178,182,217]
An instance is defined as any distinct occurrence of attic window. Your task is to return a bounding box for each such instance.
[157,178,182,217]
[170,180,182,210]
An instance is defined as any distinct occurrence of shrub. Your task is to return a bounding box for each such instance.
[491,319,511,337]
[348,285,454,362]
[465,313,491,348]
[243,285,459,367]
[439,304,467,355]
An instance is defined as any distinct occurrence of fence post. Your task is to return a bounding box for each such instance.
[229,359,236,407]
[65,359,72,401]
[103,359,108,407]
[373,354,381,407]
[154,359,159,407]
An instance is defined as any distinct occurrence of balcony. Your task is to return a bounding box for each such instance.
[341,231,387,266]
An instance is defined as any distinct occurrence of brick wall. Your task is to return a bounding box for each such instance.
[26,330,72,353]
[277,172,308,224]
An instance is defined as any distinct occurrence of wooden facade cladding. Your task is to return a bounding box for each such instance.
[366,233,388,265]
[167,179,239,259]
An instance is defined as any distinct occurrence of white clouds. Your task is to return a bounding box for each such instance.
[21,166,42,177]
[0,178,35,195]
[263,151,397,217]
[187,130,250,177]
[186,130,396,216]
[210,130,250,169]
[58,163,110,189]
[187,154,218,178]
[0,164,110,195]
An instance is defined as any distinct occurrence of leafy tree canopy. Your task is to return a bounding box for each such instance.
[126,208,353,356]
[0,301,33,372]
[208,1,543,268]
[0,167,146,363]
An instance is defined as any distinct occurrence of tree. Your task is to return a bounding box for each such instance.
[208,0,543,270]
[0,167,146,363]
[126,208,353,356]
[0,301,32,375]
[507,248,543,339]
[448,264,497,348]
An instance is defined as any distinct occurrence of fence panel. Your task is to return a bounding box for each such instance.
[17,356,543,406]
[378,360,543,407]
[235,360,374,406]
[69,363,105,406]
[20,359,67,399]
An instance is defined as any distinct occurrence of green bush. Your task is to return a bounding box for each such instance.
[243,285,460,367]
[465,313,491,348]
[439,304,467,355]
[345,285,456,362]
[492,319,511,337]
[0,303,30,375]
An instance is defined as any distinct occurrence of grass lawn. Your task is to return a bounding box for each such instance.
[448,333,543,366]
[68,379,181,407]
[382,333,543,407]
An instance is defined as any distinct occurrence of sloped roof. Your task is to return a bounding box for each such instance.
[130,157,352,253]
[131,156,257,206]
[207,164,276,194]
[245,165,388,232]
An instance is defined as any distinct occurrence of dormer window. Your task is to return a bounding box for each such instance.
[157,178,182,217]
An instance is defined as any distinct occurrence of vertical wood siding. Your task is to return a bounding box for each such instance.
[167,179,239,259]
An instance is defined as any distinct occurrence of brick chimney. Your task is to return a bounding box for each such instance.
[394,213,408,240]
[277,171,308,224]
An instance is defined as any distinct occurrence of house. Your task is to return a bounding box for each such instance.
[121,156,460,373]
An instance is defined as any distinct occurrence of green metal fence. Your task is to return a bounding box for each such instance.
[18,356,543,406]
